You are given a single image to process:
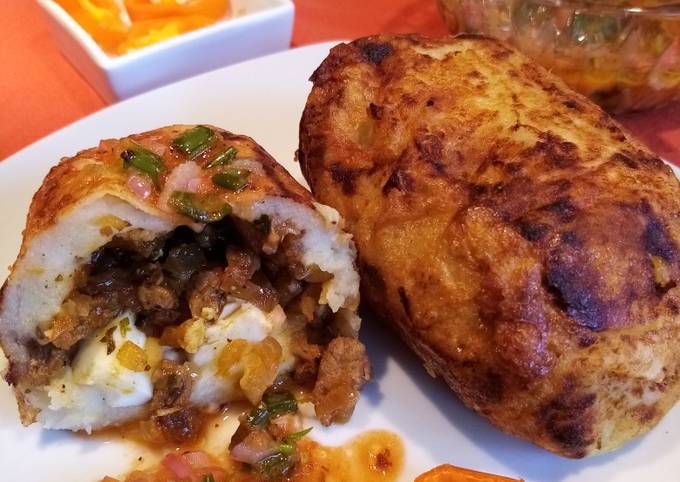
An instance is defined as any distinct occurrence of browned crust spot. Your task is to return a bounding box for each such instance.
[358,41,394,65]
[538,386,596,458]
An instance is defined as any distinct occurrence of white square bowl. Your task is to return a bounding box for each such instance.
[37,0,294,102]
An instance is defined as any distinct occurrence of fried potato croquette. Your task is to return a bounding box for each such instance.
[298,34,680,457]
[0,125,366,434]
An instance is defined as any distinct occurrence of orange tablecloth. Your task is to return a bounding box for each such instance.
[2,0,679,162]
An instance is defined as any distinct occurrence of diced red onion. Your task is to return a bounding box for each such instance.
[139,136,168,156]
[161,453,192,478]
[159,161,203,213]
[182,450,213,469]
[229,431,278,465]
[127,174,153,200]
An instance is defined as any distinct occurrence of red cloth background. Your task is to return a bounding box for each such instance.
[1,0,679,162]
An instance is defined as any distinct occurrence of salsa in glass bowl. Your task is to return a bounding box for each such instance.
[437,0,680,113]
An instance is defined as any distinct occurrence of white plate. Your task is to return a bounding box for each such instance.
[0,42,679,482]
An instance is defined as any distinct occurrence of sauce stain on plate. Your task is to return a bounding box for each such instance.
[293,430,404,482]
[92,405,403,482]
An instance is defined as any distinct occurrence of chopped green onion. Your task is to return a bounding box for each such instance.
[247,405,270,427]
[172,125,215,158]
[283,427,313,444]
[206,146,237,168]
[202,474,215,482]
[276,427,312,457]
[263,391,297,418]
[121,146,165,185]
[255,452,294,480]
[168,191,232,223]
[212,169,250,191]
[278,443,295,456]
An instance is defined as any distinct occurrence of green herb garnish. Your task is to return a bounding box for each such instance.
[278,443,295,455]
[202,474,215,482]
[246,391,297,427]
[121,146,165,185]
[206,146,237,168]
[99,325,117,355]
[168,191,232,223]
[247,405,270,427]
[263,391,297,418]
[277,427,312,456]
[172,125,215,158]
[212,169,250,191]
[283,427,313,444]
[255,452,294,480]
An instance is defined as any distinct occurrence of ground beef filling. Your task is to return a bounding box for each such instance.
[51,218,304,345]
[26,216,368,439]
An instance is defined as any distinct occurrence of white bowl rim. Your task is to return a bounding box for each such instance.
[37,0,295,69]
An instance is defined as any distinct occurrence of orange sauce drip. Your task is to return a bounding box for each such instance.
[89,402,249,453]
[94,411,404,482]
[292,430,404,482]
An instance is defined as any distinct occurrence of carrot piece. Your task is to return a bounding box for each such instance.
[414,464,524,482]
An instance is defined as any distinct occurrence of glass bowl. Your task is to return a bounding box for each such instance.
[436,0,680,113]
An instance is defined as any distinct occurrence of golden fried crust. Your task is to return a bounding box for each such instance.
[298,34,680,457]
